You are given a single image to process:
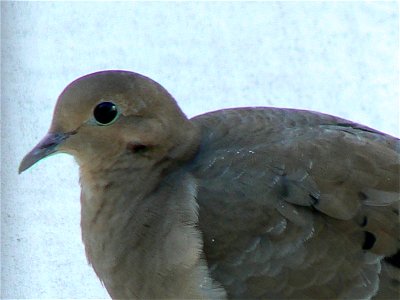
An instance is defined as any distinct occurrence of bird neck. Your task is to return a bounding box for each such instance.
[78,162,222,299]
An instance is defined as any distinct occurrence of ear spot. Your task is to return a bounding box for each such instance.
[127,142,149,154]
[93,102,120,125]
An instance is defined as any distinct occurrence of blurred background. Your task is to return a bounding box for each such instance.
[1,1,399,298]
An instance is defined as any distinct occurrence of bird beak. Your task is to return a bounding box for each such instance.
[19,132,71,174]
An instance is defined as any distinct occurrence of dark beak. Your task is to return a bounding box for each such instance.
[19,132,71,174]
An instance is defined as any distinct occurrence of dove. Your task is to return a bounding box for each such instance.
[19,70,399,299]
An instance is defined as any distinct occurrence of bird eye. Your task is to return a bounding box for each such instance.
[93,102,119,125]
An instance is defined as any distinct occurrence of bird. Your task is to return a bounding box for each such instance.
[19,70,399,299]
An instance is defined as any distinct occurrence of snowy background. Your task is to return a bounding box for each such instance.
[2,1,399,298]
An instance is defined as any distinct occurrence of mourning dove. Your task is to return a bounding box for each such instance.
[20,70,399,299]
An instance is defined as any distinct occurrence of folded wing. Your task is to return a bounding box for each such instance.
[189,108,399,299]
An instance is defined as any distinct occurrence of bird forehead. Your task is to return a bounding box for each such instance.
[61,72,136,104]
[49,81,123,132]
[49,70,175,132]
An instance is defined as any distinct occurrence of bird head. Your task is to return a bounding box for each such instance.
[19,70,200,173]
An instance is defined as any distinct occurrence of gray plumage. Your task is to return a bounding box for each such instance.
[20,71,400,299]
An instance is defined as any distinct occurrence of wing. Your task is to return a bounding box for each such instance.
[188,107,400,299]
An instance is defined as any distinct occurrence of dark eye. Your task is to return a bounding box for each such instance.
[93,102,119,125]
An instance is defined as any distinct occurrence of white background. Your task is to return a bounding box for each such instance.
[1,1,399,298]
